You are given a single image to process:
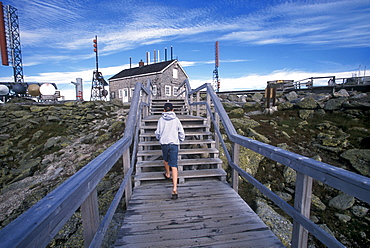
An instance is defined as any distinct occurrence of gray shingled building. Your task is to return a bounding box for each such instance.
[109,59,188,102]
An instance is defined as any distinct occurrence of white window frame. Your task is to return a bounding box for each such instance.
[173,87,178,96]
[118,89,123,99]
[165,86,171,96]
[152,85,157,96]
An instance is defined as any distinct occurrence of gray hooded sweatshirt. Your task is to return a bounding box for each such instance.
[155,112,185,145]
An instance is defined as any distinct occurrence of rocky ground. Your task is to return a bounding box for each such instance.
[0,88,369,247]
[0,99,129,247]
[218,89,370,247]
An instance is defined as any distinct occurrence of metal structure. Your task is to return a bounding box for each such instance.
[0,2,24,83]
[213,41,220,92]
[90,35,108,101]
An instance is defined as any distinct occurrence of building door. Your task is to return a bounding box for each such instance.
[122,88,129,102]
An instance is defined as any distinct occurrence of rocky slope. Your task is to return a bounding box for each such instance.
[0,88,369,247]
[219,89,370,247]
[0,99,129,246]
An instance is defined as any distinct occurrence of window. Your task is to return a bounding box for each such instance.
[152,85,157,96]
[130,88,134,98]
[111,91,116,99]
[118,89,123,98]
[173,68,178,79]
[173,87,178,96]
[165,86,171,96]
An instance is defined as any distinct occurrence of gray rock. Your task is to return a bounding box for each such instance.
[283,166,296,185]
[329,193,355,210]
[311,194,327,211]
[297,97,318,109]
[334,89,349,97]
[285,91,299,101]
[44,136,62,150]
[351,206,369,218]
[255,198,292,247]
[299,109,314,120]
[335,213,351,222]
[252,92,263,102]
[239,146,264,177]
[275,191,292,202]
[277,101,294,110]
[324,98,347,110]
[318,224,335,238]
[340,149,370,177]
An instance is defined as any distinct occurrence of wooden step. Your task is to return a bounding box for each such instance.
[136,158,223,168]
[141,124,209,130]
[137,148,219,157]
[139,139,215,147]
[134,169,227,182]
[139,131,213,138]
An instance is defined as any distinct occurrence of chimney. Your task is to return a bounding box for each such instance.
[146,51,150,65]
[165,47,167,61]
[139,59,144,67]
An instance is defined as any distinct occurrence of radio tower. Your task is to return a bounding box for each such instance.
[90,35,108,101]
[213,41,220,92]
[0,2,24,83]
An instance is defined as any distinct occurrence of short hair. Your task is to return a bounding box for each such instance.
[164,103,173,111]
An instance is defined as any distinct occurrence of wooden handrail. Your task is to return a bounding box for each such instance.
[179,81,370,248]
[0,82,149,248]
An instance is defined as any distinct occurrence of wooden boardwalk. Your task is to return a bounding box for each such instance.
[114,180,284,247]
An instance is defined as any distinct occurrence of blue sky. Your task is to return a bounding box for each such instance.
[0,0,369,100]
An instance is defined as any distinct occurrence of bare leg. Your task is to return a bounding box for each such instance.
[171,167,178,193]
[164,161,170,178]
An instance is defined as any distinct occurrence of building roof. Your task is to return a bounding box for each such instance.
[109,59,178,81]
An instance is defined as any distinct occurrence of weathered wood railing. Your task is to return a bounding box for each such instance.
[178,80,370,248]
[0,81,152,248]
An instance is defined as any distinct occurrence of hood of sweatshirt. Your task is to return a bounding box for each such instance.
[161,111,176,120]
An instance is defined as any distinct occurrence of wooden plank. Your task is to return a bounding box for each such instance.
[114,180,284,248]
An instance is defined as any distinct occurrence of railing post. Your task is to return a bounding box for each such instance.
[206,91,211,132]
[214,111,220,151]
[231,143,240,192]
[189,92,193,116]
[81,188,100,248]
[123,149,132,206]
[292,172,313,248]
[196,91,200,116]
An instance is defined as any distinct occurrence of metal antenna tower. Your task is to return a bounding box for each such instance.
[1,3,24,83]
[90,35,108,101]
[213,41,220,92]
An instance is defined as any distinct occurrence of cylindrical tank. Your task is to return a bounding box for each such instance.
[0,84,9,96]
[40,83,56,95]
[27,84,41,97]
[12,84,26,94]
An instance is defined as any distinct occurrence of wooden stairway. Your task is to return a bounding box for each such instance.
[134,99,226,186]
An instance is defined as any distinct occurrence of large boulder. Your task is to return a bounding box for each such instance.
[324,98,347,110]
[296,97,318,109]
[329,193,355,210]
[340,149,370,177]
[285,91,299,101]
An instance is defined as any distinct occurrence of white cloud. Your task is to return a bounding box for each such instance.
[190,69,356,91]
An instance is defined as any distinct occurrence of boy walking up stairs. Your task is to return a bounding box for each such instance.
[134,99,226,195]
[155,103,184,200]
